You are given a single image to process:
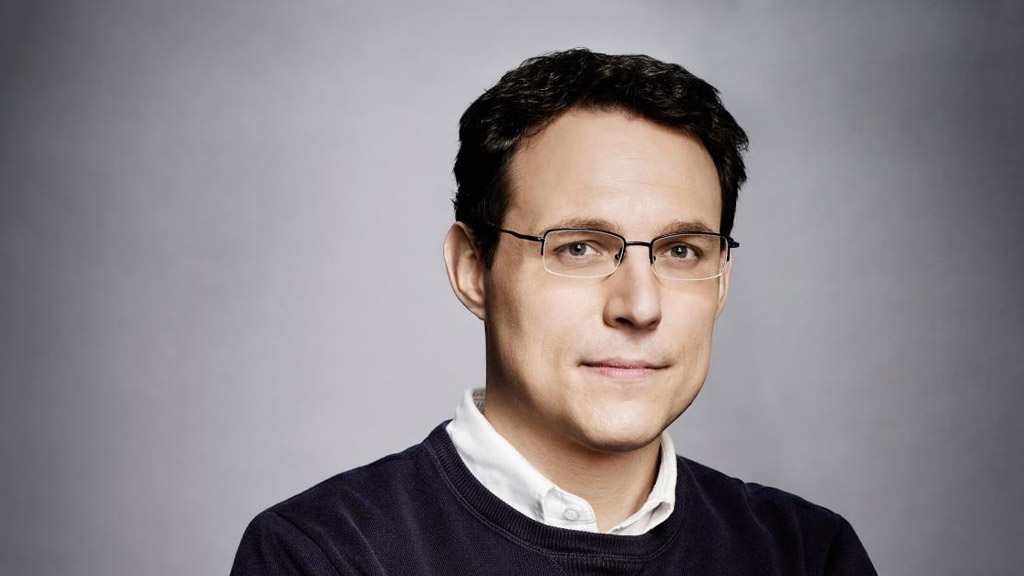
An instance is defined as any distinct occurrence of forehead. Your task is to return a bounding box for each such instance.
[505,109,722,235]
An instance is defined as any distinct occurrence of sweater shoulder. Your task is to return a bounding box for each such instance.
[232,441,436,575]
[678,455,847,532]
[676,456,876,574]
[267,440,430,523]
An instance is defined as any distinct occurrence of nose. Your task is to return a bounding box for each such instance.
[602,244,662,331]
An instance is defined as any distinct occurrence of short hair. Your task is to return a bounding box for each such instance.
[452,48,749,267]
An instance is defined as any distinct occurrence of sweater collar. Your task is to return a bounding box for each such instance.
[445,387,677,535]
[424,419,689,561]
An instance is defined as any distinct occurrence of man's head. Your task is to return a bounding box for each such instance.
[443,48,748,456]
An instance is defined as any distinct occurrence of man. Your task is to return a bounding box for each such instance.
[230,48,876,575]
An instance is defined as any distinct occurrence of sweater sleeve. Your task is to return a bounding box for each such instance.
[823,515,878,576]
[229,511,341,576]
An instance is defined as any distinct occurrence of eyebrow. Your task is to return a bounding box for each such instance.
[543,217,717,236]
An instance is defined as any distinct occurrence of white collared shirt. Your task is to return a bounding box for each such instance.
[445,387,676,535]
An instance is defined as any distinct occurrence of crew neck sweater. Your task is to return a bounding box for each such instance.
[230,421,877,575]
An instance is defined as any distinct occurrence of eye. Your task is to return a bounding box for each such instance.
[558,241,597,257]
[665,243,699,260]
[545,230,621,272]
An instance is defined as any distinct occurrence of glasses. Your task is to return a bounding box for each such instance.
[489,225,739,281]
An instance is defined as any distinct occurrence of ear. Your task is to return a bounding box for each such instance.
[715,256,732,320]
[443,222,487,321]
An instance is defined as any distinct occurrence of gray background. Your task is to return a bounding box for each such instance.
[2,1,1022,575]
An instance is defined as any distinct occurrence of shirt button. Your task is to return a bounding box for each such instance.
[563,508,580,521]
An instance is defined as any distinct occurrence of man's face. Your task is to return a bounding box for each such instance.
[482,109,730,454]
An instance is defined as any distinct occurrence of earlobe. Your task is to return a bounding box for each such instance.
[443,222,488,321]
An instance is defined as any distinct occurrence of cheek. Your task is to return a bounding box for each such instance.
[665,291,720,391]
[489,276,603,402]
[532,285,598,361]
[487,277,532,376]
[672,278,720,325]
[487,271,588,377]
[670,291,719,342]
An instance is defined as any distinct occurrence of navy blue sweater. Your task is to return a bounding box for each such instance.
[230,422,876,575]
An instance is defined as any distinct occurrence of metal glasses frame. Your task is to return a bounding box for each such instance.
[487,224,740,280]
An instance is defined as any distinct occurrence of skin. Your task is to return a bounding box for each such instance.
[443,109,732,531]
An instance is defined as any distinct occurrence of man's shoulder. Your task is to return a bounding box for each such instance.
[231,438,439,575]
[678,454,851,534]
[676,455,876,574]
[264,439,432,525]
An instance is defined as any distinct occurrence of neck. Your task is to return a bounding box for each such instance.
[482,384,662,532]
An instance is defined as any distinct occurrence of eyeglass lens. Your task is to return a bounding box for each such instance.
[542,230,726,280]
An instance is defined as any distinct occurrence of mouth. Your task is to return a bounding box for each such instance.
[580,358,666,382]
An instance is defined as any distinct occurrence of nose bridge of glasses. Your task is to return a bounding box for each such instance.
[619,240,655,264]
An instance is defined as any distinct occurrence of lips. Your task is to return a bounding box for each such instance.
[581,358,666,381]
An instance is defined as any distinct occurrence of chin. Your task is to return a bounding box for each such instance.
[568,405,667,454]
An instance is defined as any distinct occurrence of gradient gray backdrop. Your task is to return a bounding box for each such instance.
[2,2,1022,575]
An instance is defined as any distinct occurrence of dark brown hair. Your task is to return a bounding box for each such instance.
[453,48,749,266]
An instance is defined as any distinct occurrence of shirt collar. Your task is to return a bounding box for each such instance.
[446,387,677,535]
